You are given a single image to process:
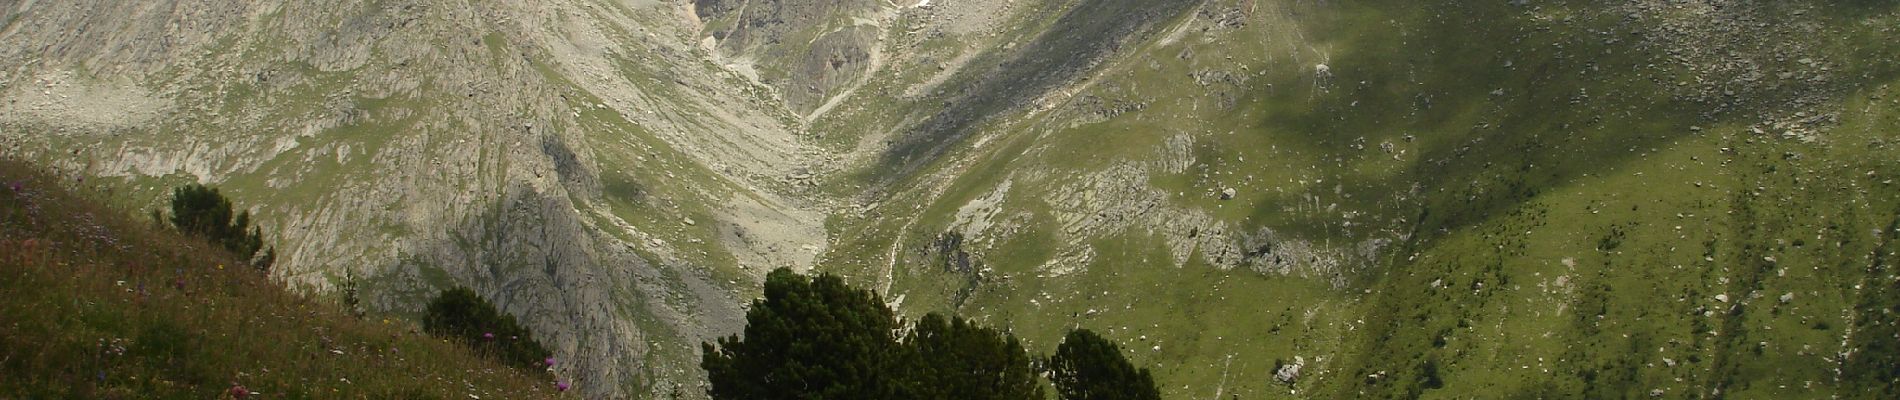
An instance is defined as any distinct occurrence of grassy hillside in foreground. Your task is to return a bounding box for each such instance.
[0,160,559,399]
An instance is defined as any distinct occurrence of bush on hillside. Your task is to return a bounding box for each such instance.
[422,287,553,374]
[165,184,274,271]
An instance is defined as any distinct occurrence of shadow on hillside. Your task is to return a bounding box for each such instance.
[371,171,746,396]
[872,0,1201,187]
[1245,1,1900,397]
[1236,0,1900,259]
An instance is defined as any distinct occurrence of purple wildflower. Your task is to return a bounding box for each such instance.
[555,380,570,392]
[482,332,495,340]
[544,357,556,367]
[6,181,20,193]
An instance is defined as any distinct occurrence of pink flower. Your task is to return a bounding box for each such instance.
[229,383,251,399]
[6,181,20,192]
[544,357,556,367]
[482,332,495,340]
[555,380,570,392]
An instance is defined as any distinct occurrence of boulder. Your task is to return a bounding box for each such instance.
[1274,356,1305,384]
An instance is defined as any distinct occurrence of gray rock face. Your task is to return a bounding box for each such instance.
[695,0,881,114]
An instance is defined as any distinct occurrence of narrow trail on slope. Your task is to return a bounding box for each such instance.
[882,208,922,295]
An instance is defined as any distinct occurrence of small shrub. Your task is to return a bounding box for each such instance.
[164,184,274,271]
[422,287,552,374]
[338,273,368,319]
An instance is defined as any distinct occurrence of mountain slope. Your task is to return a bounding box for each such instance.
[814,0,1900,398]
[0,160,558,398]
[4,0,1900,398]
[1,0,812,396]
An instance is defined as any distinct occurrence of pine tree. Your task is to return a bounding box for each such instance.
[702,268,904,400]
[168,184,234,238]
[1048,328,1161,400]
[165,184,274,271]
[902,312,1044,400]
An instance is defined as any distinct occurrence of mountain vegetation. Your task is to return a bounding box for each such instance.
[701,268,908,399]
[904,312,1045,400]
[423,286,556,374]
[3,0,1898,398]
[702,268,1154,399]
[1048,329,1161,400]
[163,183,275,272]
[0,160,557,398]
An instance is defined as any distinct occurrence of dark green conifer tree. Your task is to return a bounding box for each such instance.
[1048,328,1161,400]
[901,312,1044,400]
[166,184,274,271]
[702,268,904,400]
[422,287,553,373]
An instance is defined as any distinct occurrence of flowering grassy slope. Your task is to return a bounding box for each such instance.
[0,160,558,399]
